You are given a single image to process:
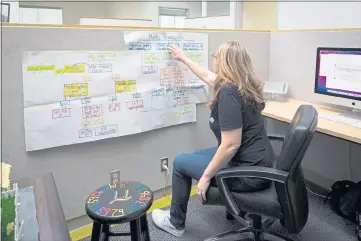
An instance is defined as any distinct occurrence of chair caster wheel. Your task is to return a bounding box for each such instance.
[226,212,235,220]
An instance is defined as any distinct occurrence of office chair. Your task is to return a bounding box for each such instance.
[203,105,318,241]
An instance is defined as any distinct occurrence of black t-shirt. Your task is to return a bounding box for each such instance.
[209,84,275,188]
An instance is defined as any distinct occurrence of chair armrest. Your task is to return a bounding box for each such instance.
[268,134,285,141]
[215,166,289,216]
[216,166,289,182]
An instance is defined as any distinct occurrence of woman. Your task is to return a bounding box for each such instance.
[152,41,275,237]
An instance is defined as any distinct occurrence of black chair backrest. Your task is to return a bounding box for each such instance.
[275,105,318,234]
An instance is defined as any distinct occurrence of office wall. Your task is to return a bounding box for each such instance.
[242,2,277,30]
[2,26,270,219]
[80,17,153,27]
[207,1,230,16]
[268,30,361,103]
[107,1,202,27]
[277,2,361,30]
[18,1,108,24]
[184,16,234,30]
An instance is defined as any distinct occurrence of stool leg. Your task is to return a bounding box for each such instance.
[141,214,151,241]
[102,224,110,241]
[91,222,102,241]
[130,218,142,241]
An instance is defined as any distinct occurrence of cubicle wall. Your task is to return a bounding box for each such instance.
[269,30,361,102]
[1,26,270,219]
[267,29,361,188]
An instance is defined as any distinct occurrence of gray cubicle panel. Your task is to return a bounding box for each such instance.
[267,29,361,188]
[1,26,270,219]
[268,30,361,102]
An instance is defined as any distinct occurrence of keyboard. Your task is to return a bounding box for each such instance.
[318,112,361,128]
[353,121,361,129]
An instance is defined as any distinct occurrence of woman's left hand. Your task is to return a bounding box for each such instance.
[197,176,211,202]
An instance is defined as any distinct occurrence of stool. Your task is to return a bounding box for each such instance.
[85,181,153,241]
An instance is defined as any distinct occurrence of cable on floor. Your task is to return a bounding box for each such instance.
[163,166,170,196]
[307,187,327,199]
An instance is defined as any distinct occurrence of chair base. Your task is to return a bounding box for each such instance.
[204,227,294,241]
[205,213,294,241]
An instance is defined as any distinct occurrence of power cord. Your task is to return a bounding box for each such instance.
[162,163,170,196]
[306,187,327,199]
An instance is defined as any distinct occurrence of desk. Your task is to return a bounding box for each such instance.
[17,173,71,241]
[262,98,361,145]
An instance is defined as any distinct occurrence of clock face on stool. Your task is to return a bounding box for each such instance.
[86,181,152,218]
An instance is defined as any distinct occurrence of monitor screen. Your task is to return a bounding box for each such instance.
[315,47,361,101]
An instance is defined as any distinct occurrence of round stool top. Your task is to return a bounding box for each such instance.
[85,181,153,224]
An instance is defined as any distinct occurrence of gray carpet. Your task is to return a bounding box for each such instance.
[80,194,358,241]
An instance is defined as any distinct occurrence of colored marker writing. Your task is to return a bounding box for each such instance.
[52,108,71,119]
[82,104,103,119]
[94,124,118,136]
[109,189,132,204]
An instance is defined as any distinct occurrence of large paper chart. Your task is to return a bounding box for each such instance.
[22,32,209,151]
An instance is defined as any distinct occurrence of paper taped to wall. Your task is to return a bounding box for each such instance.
[21,31,209,151]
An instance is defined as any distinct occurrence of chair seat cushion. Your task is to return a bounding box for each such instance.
[205,183,282,219]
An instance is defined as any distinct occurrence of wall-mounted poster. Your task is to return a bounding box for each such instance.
[1,3,10,23]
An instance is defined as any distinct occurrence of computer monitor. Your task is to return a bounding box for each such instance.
[314,47,361,112]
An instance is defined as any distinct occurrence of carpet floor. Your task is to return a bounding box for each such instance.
[80,193,357,241]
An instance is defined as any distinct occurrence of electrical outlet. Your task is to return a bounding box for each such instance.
[160,157,168,172]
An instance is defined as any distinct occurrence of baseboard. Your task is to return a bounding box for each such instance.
[302,167,335,190]
[305,178,330,198]
[70,185,198,241]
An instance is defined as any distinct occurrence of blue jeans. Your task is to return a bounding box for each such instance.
[169,147,260,229]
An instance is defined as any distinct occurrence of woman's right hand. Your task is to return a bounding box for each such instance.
[168,44,186,62]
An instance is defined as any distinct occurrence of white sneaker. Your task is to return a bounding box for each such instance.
[152,209,185,237]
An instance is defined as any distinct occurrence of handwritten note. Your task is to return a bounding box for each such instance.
[56,64,86,74]
[109,102,121,112]
[126,100,144,110]
[52,108,71,119]
[172,105,195,118]
[82,105,102,119]
[27,65,55,72]
[79,128,92,138]
[183,43,203,51]
[94,124,118,136]
[115,80,137,93]
[88,52,117,62]
[142,53,158,65]
[160,67,186,87]
[64,84,88,98]
[129,42,151,51]
[88,63,112,73]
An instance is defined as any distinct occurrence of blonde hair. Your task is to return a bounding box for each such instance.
[210,41,265,111]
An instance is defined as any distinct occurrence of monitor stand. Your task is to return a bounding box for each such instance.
[340,108,361,121]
